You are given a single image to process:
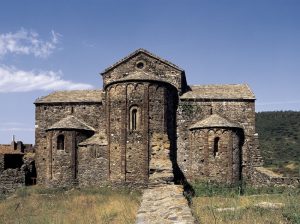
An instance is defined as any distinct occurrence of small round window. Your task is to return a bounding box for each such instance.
[136,61,145,69]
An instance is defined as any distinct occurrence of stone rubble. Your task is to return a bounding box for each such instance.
[254,202,285,209]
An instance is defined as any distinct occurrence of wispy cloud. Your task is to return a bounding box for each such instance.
[0,122,34,132]
[82,40,95,48]
[0,28,61,58]
[0,65,93,92]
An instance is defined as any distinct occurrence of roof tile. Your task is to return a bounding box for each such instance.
[190,114,241,130]
[35,90,103,104]
[181,84,255,100]
[47,116,95,131]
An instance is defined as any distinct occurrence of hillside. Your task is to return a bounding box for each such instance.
[256,111,300,177]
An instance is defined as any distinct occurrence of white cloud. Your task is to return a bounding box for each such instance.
[0,65,94,92]
[0,28,61,58]
[0,122,34,132]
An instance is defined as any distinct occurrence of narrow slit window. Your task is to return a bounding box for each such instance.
[132,109,137,130]
[213,137,219,157]
[130,106,138,131]
[57,135,65,150]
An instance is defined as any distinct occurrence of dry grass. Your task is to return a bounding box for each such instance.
[191,191,300,224]
[0,186,141,224]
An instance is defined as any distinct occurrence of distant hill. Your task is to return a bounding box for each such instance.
[256,111,300,177]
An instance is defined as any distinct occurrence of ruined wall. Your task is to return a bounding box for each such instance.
[148,84,177,185]
[177,100,257,182]
[0,155,25,194]
[252,167,300,187]
[189,128,243,184]
[35,101,105,185]
[78,145,109,186]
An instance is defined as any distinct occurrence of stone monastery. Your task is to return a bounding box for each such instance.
[33,49,264,188]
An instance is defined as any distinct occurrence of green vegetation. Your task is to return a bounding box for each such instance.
[191,182,300,224]
[0,186,141,224]
[192,181,293,197]
[256,111,300,177]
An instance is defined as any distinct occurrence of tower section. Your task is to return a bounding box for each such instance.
[102,49,185,185]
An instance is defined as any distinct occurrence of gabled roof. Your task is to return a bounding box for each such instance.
[79,132,108,146]
[101,48,184,74]
[181,84,255,100]
[190,114,242,130]
[35,90,103,104]
[47,116,95,132]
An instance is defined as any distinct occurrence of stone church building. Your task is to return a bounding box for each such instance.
[34,49,263,187]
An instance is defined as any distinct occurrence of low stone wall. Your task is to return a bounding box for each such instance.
[0,169,25,194]
[252,167,300,187]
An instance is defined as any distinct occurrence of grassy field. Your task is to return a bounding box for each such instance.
[0,186,141,224]
[0,184,299,224]
[191,182,300,224]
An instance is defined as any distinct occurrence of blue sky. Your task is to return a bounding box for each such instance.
[0,0,299,143]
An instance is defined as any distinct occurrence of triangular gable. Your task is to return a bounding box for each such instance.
[101,48,184,75]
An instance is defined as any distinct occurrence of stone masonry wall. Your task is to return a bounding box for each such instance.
[252,167,300,187]
[177,100,256,183]
[0,155,3,171]
[189,128,243,184]
[126,83,148,183]
[78,145,109,186]
[46,130,93,187]
[148,84,177,185]
[106,81,177,185]
[35,101,105,185]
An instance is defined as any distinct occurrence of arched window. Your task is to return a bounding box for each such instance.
[129,106,138,131]
[57,135,65,150]
[213,137,219,157]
